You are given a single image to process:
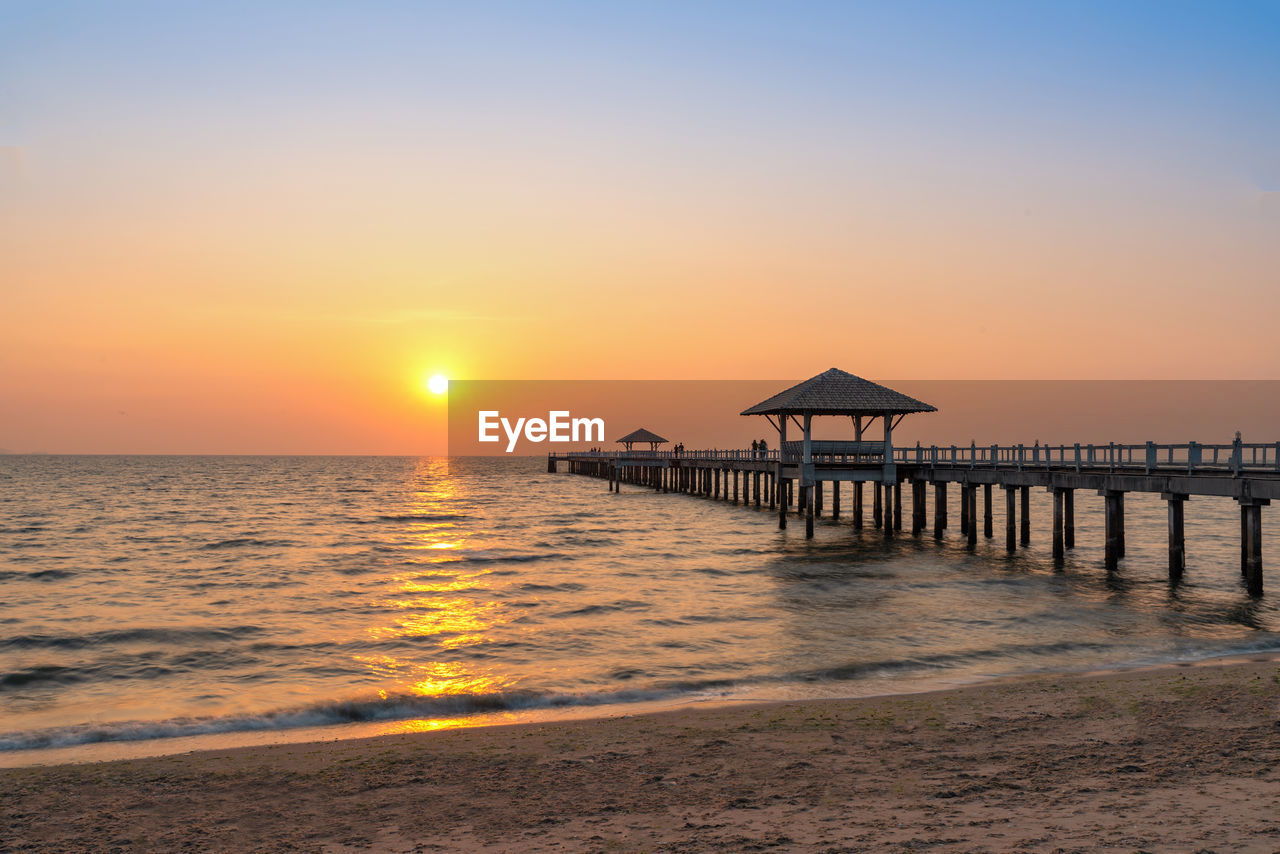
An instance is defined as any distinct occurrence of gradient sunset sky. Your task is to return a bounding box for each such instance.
[3,1,1278,453]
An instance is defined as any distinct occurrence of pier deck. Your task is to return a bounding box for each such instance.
[549,440,1277,594]
[549,369,1274,594]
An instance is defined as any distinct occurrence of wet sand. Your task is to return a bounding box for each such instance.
[5,660,1280,852]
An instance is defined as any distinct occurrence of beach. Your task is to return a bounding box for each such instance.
[5,657,1280,852]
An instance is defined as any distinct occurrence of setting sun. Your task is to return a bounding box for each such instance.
[427,374,449,395]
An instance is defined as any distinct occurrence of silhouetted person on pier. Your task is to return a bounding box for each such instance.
[758,438,767,458]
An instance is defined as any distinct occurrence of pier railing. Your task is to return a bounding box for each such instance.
[555,440,1280,475]
[899,441,1280,474]
[554,448,781,461]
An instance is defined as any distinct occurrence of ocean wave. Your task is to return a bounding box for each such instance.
[0,625,268,651]
[518,582,587,592]
[373,513,468,523]
[457,551,570,565]
[0,686,703,752]
[0,665,87,689]
[199,538,296,550]
[795,640,1120,682]
[0,568,76,582]
[555,600,653,617]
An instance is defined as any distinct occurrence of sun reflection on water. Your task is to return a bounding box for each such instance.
[376,716,492,734]
[354,656,506,697]
[357,464,510,714]
[370,598,506,641]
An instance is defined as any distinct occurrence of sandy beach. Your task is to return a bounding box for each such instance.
[3,659,1279,852]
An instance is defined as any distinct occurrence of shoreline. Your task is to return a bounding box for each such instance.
[5,648,1280,771]
[6,656,1280,851]
[7,648,1280,771]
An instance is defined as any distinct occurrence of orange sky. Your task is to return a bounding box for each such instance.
[3,3,1278,453]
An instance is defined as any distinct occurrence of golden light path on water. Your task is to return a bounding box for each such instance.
[362,465,511,721]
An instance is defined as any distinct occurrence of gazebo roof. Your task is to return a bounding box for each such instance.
[615,427,669,445]
[741,368,937,416]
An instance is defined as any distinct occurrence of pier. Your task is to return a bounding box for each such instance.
[550,369,1279,594]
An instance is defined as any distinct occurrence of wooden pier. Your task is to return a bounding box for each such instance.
[549,369,1278,594]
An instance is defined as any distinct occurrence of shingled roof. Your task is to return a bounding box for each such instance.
[615,427,669,445]
[740,368,937,416]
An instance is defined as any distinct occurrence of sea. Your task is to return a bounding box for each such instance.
[2,455,1278,766]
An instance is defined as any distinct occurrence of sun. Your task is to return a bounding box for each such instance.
[426,374,449,395]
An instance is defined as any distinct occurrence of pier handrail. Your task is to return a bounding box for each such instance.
[895,440,1279,473]
[551,440,1280,474]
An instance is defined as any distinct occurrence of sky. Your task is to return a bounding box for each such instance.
[2,1,1278,453]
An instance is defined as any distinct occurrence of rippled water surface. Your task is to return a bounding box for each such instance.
[2,455,1278,761]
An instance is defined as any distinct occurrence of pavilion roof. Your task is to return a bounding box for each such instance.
[615,427,669,445]
[740,368,937,416]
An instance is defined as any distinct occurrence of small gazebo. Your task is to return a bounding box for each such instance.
[616,427,669,452]
[741,368,937,536]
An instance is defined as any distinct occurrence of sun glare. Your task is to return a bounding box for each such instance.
[426,374,449,395]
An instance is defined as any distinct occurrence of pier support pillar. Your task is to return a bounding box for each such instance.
[1239,499,1267,595]
[962,486,972,547]
[960,484,971,536]
[733,470,739,504]
[1117,492,1126,558]
[873,482,883,528]
[1103,490,1123,570]
[806,485,815,538]
[883,481,894,538]
[1052,488,1064,560]
[893,482,902,532]
[814,480,823,517]
[1064,489,1075,549]
[933,482,946,540]
[912,481,925,535]
[1005,487,1017,552]
[754,471,762,508]
[776,470,786,529]
[983,484,993,538]
[1234,498,1248,580]
[831,481,840,519]
[853,483,863,529]
[1020,485,1031,546]
[1164,492,1186,581]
